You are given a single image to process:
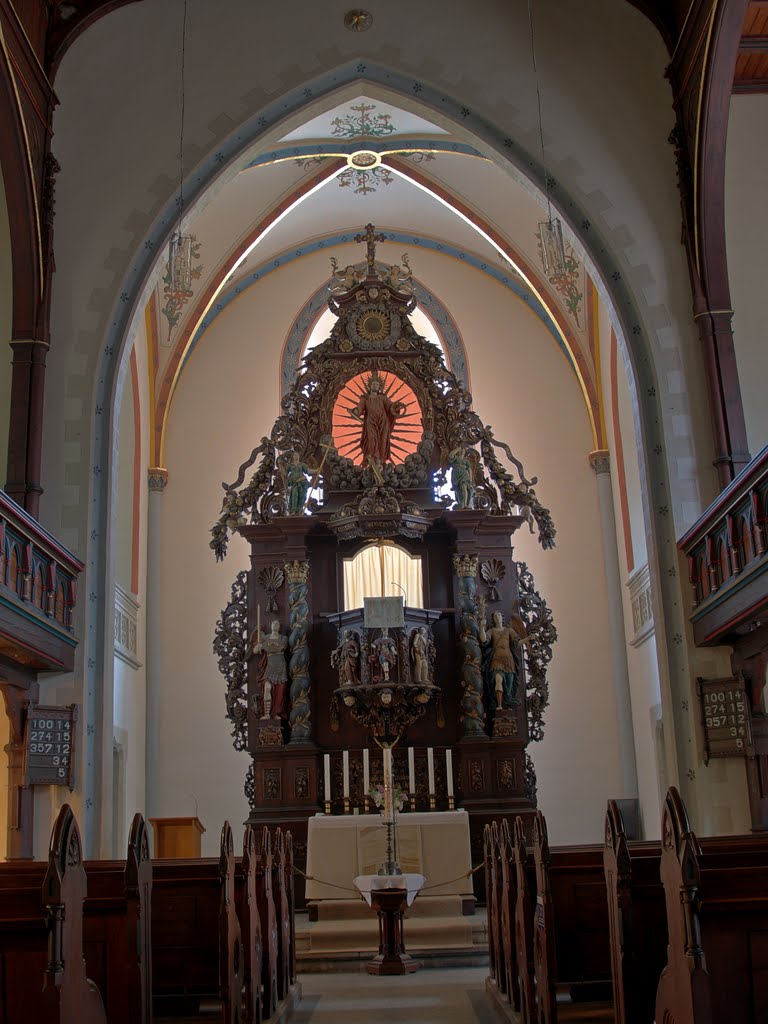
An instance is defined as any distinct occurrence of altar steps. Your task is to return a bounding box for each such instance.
[296,903,489,972]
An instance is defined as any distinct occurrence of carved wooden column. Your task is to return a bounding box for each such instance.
[452,554,486,739]
[589,451,639,802]
[286,560,311,743]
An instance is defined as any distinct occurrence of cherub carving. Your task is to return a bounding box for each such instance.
[330,257,361,292]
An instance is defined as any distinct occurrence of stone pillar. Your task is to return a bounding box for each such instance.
[145,468,167,814]
[286,560,311,743]
[453,554,486,739]
[589,451,639,799]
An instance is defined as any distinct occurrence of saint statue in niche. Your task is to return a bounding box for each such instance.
[410,626,432,683]
[249,620,289,719]
[371,628,398,683]
[331,629,360,686]
[349,374,406,465]
[478,598,529,710]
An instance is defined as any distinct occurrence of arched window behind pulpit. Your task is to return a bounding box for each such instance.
[342,541,423,610]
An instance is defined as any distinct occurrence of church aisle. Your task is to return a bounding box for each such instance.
[292,966,497,1023]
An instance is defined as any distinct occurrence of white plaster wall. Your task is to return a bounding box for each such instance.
[113,657,145,849]
[115,367,135,590]
[726,94,768,456]
[154,244,622,847]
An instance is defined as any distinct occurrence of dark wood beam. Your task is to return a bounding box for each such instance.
[733,76,768,91]
[739,34,768,51]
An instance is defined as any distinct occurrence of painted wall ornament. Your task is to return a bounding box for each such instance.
[161,235,203,336]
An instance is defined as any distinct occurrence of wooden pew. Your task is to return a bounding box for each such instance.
[483,823,501,993]
[498,818,519,1007]
[532,810,558,1024]
[513,815,535,1022]
[284,831,297,987]
[653,787,768,1024]
[0,804,108,1024]
[255,828,279,1020]
[0,808,154,1024]
[238,824,263,1024]
[219,822,245,1024]
[273,828,292,1002]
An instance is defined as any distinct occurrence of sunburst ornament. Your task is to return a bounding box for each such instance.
[332,371,423,466]
[356,308,391,343]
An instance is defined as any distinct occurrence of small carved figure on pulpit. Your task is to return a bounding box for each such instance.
[449,446,475,510]
[331,629,360,685]
[249,620,289,718]
[282,451,312,516]
[410,626,432,683]
[479,601,529,709]
[372,628,397,683]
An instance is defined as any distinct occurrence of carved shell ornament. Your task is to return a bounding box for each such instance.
[480,558,506,602]
[257,565,285,613]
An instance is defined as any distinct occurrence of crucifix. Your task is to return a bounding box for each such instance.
[355,223,387,275]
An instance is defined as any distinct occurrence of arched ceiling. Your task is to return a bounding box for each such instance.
[147,92,605,467]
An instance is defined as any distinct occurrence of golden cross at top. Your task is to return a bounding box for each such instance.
[355,223,387,273]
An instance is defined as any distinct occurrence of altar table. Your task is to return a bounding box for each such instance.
[305,810,473,903]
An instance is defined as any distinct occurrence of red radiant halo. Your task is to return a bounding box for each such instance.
[332,371,424,466]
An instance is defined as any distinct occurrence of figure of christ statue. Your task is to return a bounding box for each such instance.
[349,375,405,466]
[331,629,360,685]
[478,601,530,710]
[249,620,289,719]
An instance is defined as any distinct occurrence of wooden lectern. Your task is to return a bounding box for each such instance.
[149,816,205,858]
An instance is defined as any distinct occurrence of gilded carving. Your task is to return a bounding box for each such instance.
[498,760,515,789]
[469,759,485,792]
[264,768,281,801]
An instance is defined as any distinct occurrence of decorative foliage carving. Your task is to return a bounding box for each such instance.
[294,767,309,800]
[257,566,284,613]
[517,561,558,743]
[264,768,281,800]
[286,561,311,743]
[329,486,429,541]
[498,759,515,789]
[469,759,485,791]
[244,763,256,811]
[213,571,248,751]
[524,753,537,805]
[454,560,486,737]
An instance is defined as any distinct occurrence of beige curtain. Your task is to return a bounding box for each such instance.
[343,542,424,609]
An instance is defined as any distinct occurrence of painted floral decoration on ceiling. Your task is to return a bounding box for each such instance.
[331,102,396,139]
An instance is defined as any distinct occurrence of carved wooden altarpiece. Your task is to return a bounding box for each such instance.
[212,226,557,899]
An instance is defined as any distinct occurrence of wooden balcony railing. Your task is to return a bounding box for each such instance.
[0,490,84,670]
[678,444,768,645]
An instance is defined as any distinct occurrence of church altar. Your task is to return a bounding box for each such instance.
[305,810,474,904]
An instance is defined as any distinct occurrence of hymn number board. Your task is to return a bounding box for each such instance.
[697,677,753,765]
[23,703,77,789]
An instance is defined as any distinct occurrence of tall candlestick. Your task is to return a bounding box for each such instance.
[427,747,435,796]
[324,753,331,807]
[342,749,350,799]
[383,747,393,820]
[363,748,370,795]
[408,747,415,794]
[446,748,454,798]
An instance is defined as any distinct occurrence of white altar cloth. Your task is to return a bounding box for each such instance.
[354,873,426,908]
[305,810,473,902]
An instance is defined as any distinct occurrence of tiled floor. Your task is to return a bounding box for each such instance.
[292,967,498,1023]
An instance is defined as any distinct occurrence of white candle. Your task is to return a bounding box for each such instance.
[383,747,393,820]
[446,748,454,798]
[408,747,415,793]
[427,747,435,795]
[363,748,370,795]
[342,749,350,799]
[324,753,331,806]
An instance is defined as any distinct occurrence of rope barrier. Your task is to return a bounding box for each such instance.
[295,862,484,895]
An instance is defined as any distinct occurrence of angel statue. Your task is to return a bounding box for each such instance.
[329,257,361,292]
[478,595,530,710]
